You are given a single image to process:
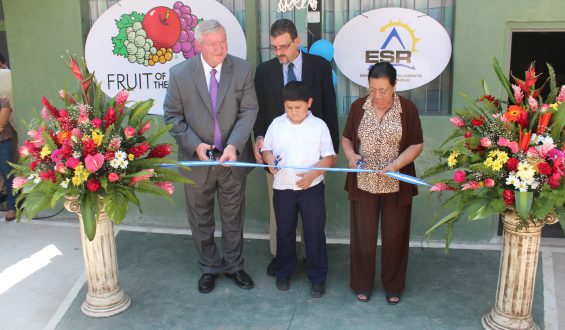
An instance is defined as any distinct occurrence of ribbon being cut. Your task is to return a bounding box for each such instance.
[161,156,431,187]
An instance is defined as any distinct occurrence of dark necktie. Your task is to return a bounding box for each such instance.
[209,68,222,151]
[287,62,296,84]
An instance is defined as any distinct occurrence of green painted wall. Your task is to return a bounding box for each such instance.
[4,0,90,134]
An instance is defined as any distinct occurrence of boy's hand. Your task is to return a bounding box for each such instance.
[254,137,264,163]
[267,161,279,175]
[296,171,316,189]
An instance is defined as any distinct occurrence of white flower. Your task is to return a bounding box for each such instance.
[118,159,129,169]
[516,162,535,180]
[33,176,42,184]
[60,178,70,188]
[514,180,528,192]
[72,151,82,159]
[506,175,518,186]
[109,159,120,168]
[530,180,540,190]
[530,133,541,144]
[115,150,127,161]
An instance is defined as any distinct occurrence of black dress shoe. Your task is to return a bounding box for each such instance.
[198,273,218,293]
[266,257,276,276]
[276,277,290,291]
[226,270,254,289]
[311,282,325,298]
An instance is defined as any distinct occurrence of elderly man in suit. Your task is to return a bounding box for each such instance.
[253,19,339,276]
[164,20,258,294]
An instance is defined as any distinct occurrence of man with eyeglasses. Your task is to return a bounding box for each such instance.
[253,18,339,280]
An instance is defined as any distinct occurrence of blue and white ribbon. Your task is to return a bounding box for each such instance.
[161,160,431,187]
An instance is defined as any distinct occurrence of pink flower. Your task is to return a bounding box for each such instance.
[497,137,519,154]
[130,169,155,185]
[124,127,136,139]
[512,84,524,104]
[484,178,495,187]
[156,181,174,195]
[41,107,51,120]
[548,173,562,188]
[55,163,67,174]
[449,116,465,128]
[479,137,492,147]
[108,137,121,151]
[12,176,29,190]
[84,153,105,173]
[461,181,480,190]
[115,90,129,105]
[108,172,119,182]
[78,110,89,124]
[71,128,83,139]
[50,149,63,163]
[528,96,538,112]
[139,122,151,135]
[429,183,456,191]
[66,158,80,169]
[92,118,102,128]
[557,86,565,103]
[454,170,466,183]
[541,103,550,112]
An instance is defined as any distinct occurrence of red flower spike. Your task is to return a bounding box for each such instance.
[537,112,552,135]
[518,129,531,152]
[511,62,548,97]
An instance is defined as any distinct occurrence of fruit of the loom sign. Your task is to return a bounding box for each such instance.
[111,1,202,67]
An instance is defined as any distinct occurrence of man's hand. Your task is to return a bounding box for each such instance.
[195,143,213,161]
[296,171,317,189]
[219,144,237,164]
[254,136,264,163]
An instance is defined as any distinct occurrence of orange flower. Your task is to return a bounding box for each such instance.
[536,112,552,135]
[505,105,524,122]
[518,129,531,152]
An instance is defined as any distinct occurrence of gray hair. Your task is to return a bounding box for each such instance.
[194,20,226,43]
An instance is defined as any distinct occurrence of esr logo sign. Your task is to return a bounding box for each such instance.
[365,21,419,69]
[334,8,451,90]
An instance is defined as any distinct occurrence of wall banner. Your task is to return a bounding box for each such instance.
[85,0,246,115]
[333,8,452,91]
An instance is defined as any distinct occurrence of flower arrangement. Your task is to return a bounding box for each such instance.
[423,59,565,244]
[11,52,190,240]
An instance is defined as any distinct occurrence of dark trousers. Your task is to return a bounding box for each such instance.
[349,190,411,294]
[184,167,247,274]
[0,139,16,210]
[273,182,327,284]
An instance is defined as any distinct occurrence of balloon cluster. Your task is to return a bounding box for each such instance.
[302,39,337,88]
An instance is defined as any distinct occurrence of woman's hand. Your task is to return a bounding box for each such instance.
[347,153,363,169]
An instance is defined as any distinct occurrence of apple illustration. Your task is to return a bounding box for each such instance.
[142,6,181,49]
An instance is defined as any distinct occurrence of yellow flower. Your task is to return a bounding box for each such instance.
[447,151,460,168]
[128,153,135,161]
[491,161,504,171]
[72,163,90,186]
[91,129,103,146]
[40,145,51,159]
[550,103,559,111]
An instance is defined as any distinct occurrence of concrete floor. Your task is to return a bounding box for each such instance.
[0,215,563,330]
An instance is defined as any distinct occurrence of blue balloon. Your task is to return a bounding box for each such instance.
[332,70,337,88]
[299,45,309,53]
[309,39,334,62]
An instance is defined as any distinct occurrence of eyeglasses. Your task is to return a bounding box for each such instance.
[369,88,393,96]
[270,39,295,52]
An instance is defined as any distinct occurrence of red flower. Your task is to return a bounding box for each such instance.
[92,118,102,128]
[506,158,520,171]
[517,110,529,127]
[548,173,562,188]
[471,117,485,127]
[454,170,466,183]
[82,138,98,156]
[503,190,515,206]
[464,131,472,138]
[41,97,59,118]
[104,151,115,161]
[86,178,101,192]
[30,160,38,171]
[58,116,76,132]
[148,144,172,158]
[479,95,500,107]
[39,170,57,183]
[126,142,150,158]
[537,162,553,175]
[103,107,117,128]
[484,178,495,187]
[60,143,73,158]
[108,172,119,183]
[139,121,151,135]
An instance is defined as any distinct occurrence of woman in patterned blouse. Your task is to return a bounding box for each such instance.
[342,62,424,304]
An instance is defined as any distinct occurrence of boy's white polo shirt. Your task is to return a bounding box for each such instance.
[262,111,336,190]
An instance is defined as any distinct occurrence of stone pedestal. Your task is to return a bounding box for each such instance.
[482,210,557,330]
[65,197,131,318]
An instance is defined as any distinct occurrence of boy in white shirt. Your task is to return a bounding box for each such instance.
[261,81,336,298]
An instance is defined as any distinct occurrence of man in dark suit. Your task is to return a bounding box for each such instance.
[164,20,258,294]
[253,19,339,276]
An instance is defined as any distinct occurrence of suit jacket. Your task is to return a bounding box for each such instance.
[253,52,339,152]
[164,54,258,187]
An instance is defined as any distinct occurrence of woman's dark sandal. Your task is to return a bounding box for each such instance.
[356,292,371,302]
[385,292,400,305]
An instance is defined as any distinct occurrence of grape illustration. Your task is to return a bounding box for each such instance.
[170,1,201,59]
